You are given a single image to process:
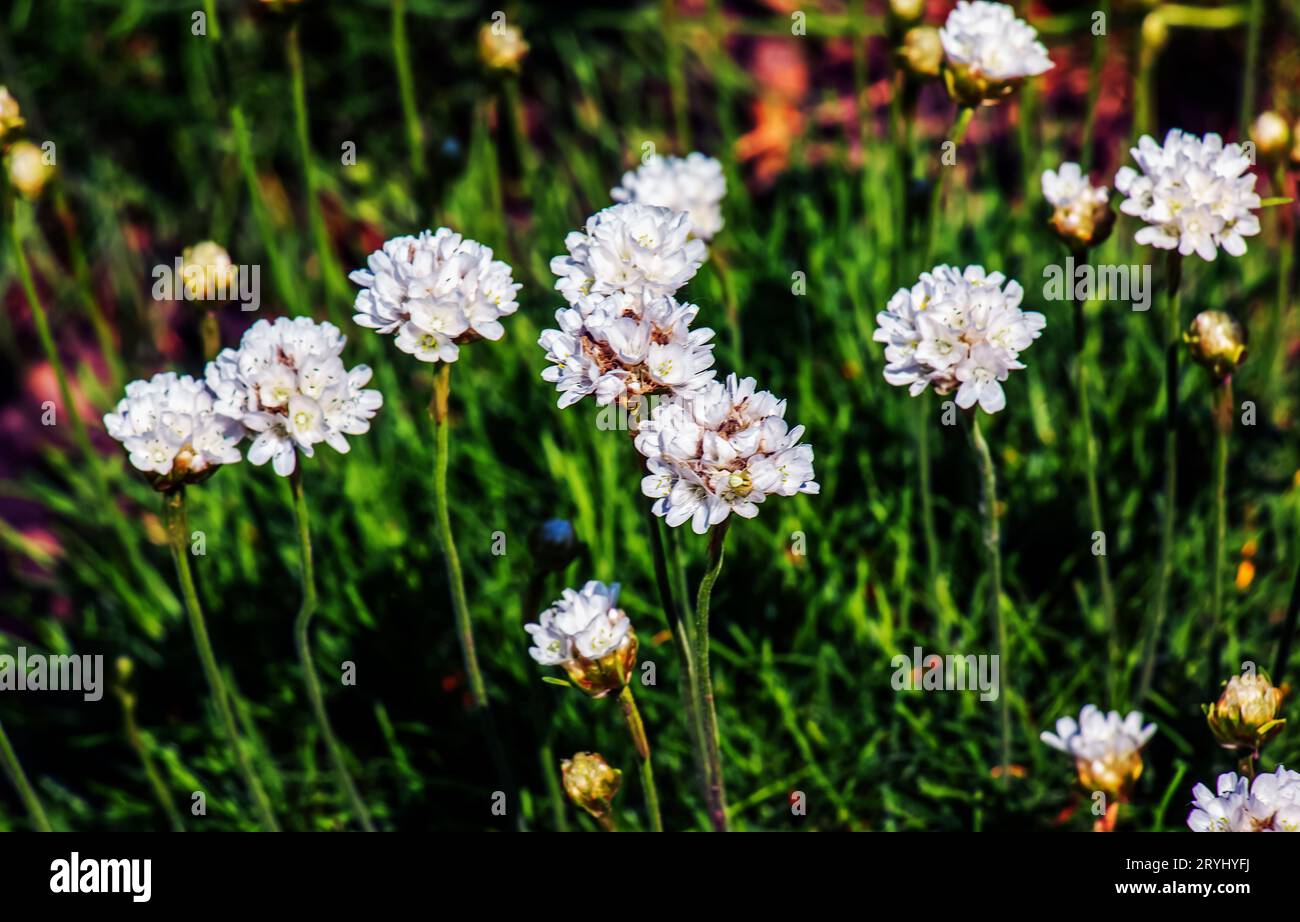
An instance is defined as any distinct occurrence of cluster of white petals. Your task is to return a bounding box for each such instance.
[1041,705,1157,765]
[1114,130,1262,261]
[873,265,1045,414]
[634,374,818,533]
[610,153,726,241]
[540,203,716,408]
[939,1,1053,82]
[1042,161,1109,214]
[350,228,521,363]
[104,372,242,482]
[526,581,632,666]
[1188,766,1300,832]
[206,317,382,477]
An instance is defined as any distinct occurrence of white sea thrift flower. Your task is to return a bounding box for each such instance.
[939,1,1052,105]
[549,203,707,312]
[873,265,1044,414]
[526,581,637,697]
[1187,766,1300,832]
[205,317,382,477]
[610,153,727,242]
[1041,705,1157,800]
[104,372,243,490]
[349,228,521,364]
[634,374,818,534]
[538,291,717,408]
[1114,129,1262,261]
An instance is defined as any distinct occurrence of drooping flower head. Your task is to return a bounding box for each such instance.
[1041,705,1157,802]
[1114,129,1262,261]
[634,374,818,534]
[104,372,243,491]
[1041,162,1114,250]
[939,1,1053,106]
[350,228,521,364]
[526,580,637,697]
[610,153,727,242]
[205,317,382,477]
[1188,766,1300,832]
[874,265,1044,414]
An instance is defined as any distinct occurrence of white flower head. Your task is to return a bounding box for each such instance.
[205,316,383,477]
[549,202,707,312]
[1114,129,1262,261]
[1188,766,1300,832]
[1041,704,1157,800]
[1041,162,1114,248]
[350,227,521,364]
[874,265,1044,413]
[634,374,818,534]
[611,152,727,242]
[104,372,243,490]
[526,581,637,697]
[939,1,1052,105]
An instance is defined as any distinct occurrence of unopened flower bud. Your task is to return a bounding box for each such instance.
[561,752,621,825]
[7,140,53,199]
[1251,111,1291,164]
[1185,311,1247,380]
[530,518,580,574]
[115,656,134,684]
[0,86,24,138]
[478,21,529,72]
[899,26,943,79]
[1205,673,1286,753]
[889,0,925,29]
[180,241,237,303]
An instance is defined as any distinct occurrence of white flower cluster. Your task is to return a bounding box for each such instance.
[873,265,1045,414]
[540,203,717,408]
[1188,766,1300,832]
[350,228,521,364]
[634,374,819,534]
[104,372,243,485]
[610,153,726,242]
[1041,161,1109,215]
[526,581,632,666]
[1041,705,1157,766]
[1115,130,1262,261]
[939,1,1053,82]
[206,317,383,477]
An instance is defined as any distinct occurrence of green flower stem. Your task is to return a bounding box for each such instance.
[1239,0,1263,142]
[52,181,123,389]
[114,684,185,832]
[1139,252,1183,701]
[1270,163,1292,387]
[391,0,425,180]
[0,717,52,831]
[695,521,730,831]
[916,401,943,629]
[1069,248,1118,704]
[1209,376,1233,665]
[618,685,663,832]
[924,105,974,264]
[712,246,742,367]
[1273,532,1300,683]
[1080,1,1110,171]
[431,363,489,709]
[288,467,375,832]
[969,414,1011,788]
[164,489,280,831]
[287,22,350,315]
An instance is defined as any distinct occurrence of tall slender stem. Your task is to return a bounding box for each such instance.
[0,717,52,831]
[924,105,974,264]
[391,0,425,180]
[1209,377,1232,664]
[1070,248,1118,704]
[969,415,1010,788]
[1273,534,1300,684]
[1139,252,1182,700]
[1239,0,1263,142]
[114,683,185,832]
[694,521,730,831]
[916,400,943,625]
[52,182,123,389]
[618,685,663,831]
[431,363,488,708]
[1080,1,1110,171]
[288,468,376,831]
[164,489,280,831]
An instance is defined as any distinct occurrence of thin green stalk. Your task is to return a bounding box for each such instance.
[114,682,185,832]
[694,521,730,831]
[916,400,943,628]
[1273,534,1300,683]
[52,182,123,388]
[431,363,488,709]
[164,489,280,831]
[288,467,375,832]
[618,685,663,831]
[662,0,691,150]
[1070,248,1118,704]
[1080,1,1110,171]
[1270,163,1292,388]
[712,247,742,367]
[1209,376,1232,666]
[1239,0,1263,142]
[0,717,53,831]
[287,22,350,314]
[969,415,1010,788]
[924,105,974,264]
[391,0,425,179]
[1139,252,1182,701]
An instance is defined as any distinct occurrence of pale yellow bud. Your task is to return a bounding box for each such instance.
[561,752,621,826]
[1251,111,1291,163]
[7,140,53,199]
[0,86,24,137]
[1205,673,1286,752]
[180,241,237,302]
[900,26,943,79]
[478,21,529,72]
[1185,311,1247,380]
